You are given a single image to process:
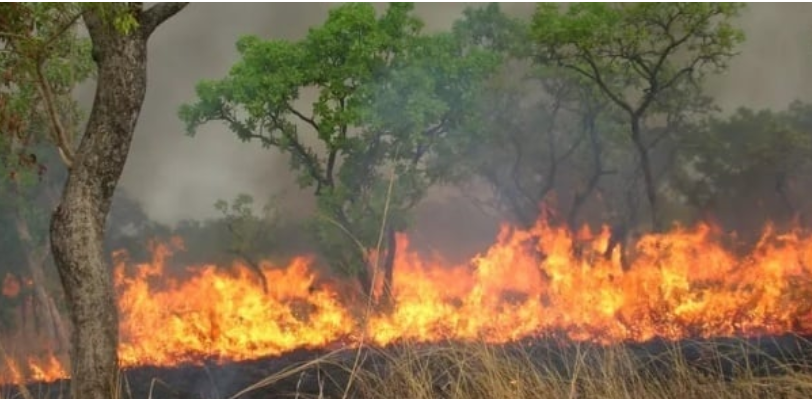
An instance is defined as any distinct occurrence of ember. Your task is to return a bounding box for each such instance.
[4,215,812,384]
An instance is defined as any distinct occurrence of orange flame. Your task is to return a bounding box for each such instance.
[6,216,812,384]
[2,273,20,298]
[27,355,67,382]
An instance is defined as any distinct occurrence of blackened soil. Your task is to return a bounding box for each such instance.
[11,334,812,399]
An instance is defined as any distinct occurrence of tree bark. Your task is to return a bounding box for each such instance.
[357,260,374,301]
[629,117,660,231]
[48,5,186,399]
[379,227,397,309]
[566,112,605,231]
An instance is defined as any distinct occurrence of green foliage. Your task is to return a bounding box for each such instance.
[529,3,746,229]
[180,3,503,279]
[678,102,812,207]
[214,193,280,262]
[0,1,92,274]
[530,3,745,115]
[84,3,140,34]
[0,2,93,176]
[452,2,531,56]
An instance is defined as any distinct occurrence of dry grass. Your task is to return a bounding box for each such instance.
[7,171,812,399]
[5,336,812,398]
[230,338,812,399]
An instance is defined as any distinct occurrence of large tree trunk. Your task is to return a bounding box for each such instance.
[629,117,659,231]
[48,5,186,399]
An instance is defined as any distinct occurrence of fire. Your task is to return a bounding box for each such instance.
[2,273,21,298]
[5,215,812,384]
[27,355,67,382]
[114,240,357,367]
[0,352,66,386]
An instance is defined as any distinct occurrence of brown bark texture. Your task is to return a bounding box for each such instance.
[48,4,187,399]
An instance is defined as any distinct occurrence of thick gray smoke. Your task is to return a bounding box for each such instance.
[707,3,812,112]
[114,3,812,260]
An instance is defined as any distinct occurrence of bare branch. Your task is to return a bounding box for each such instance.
[562,48,634,115]
[34,61,74,168]
[322,97,344,188]
[288,106,320,133]
[223,219,269,294]
[39,12,82,52]
[140,2,188,37]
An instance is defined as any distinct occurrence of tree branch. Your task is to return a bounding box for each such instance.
[288,106,320,133]
[34,61,74,168]
[635,13,708,116]
[563,49,634,115]
[412,115,448,165]
[140,2,188,37]
[507,126,534,208]
[40,12,82,52]
[322,98,344,188]
[538,91,565,199]
[266,113,328,192]
[217,107,328,193]
[223,219,269,294]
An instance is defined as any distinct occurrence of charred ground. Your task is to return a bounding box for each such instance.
[11,334,812,399]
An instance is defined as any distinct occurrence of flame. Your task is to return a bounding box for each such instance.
[2,273,20,298]
[27,355,67,383]
[6,215,812,384]
[0,351,66,386]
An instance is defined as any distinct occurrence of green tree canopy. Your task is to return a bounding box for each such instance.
[673,102,812,237]
[530,2,746,230]
[179,3,503,299]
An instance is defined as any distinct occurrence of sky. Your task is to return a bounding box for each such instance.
[107,2,812,250]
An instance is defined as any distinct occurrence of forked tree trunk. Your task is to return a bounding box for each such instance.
[48,5,186,399]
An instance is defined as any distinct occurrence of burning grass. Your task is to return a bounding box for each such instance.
[106,217,812,372]
[5,205,812,397]
[5,213,812,387]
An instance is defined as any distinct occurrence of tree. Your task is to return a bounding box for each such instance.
[463,62,633,231]
[1,3,187,398]
[180,3,501,306]
[104,188,172,261]
[214,193,282,293]
[0,145,71,354]
[445,4,624,232]
[1,2,93,361]
[673,102,812,240]
[531,3,745,230]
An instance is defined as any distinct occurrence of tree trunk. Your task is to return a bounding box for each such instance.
[567,116,604,231]
[49,6,186,399]
[357,259,374,301]
[629,117,659,231]
[379,227,397,309]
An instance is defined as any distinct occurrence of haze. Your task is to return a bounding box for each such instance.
[117,3,812,245]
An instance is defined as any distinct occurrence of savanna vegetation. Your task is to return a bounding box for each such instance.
[2,2,812,398]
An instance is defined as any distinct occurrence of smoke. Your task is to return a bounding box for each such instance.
[114,3,812,259]
[706,3,812,112]
[119,3,332,224]
[119,3,507,225]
